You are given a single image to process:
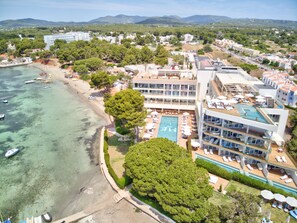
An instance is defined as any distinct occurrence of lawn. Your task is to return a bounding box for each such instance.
[224,180,297,222]
[108,135,130,177]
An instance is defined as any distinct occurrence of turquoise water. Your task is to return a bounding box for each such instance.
[157,116,178,142]
[235,104,268,123]
[0,66,106,220]
[195,153,240,172]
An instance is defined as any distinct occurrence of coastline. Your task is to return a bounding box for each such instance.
[29,62,112,127]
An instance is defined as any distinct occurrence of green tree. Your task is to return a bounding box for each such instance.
[154,45,169,66]
[125,138,216,223]
[73,64,88,74]
[104,89,146,137]
[292,64,297,74]
[203,45,213,53]
[90,71,113,90]
[0,40,8,54]
[140,46,154,64]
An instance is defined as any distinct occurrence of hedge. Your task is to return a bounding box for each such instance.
[103,130,132,189]
[195,158,297,198]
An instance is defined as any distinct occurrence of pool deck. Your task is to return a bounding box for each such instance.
[193,149,297,191]
[141,111,198,148]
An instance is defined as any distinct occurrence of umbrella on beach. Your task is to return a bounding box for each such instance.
[235,95,244,99]
[286,197,297,208]
[274,194,286,203]
[245,93,254,97]
[217,95,227,100]
[261,190,274,200]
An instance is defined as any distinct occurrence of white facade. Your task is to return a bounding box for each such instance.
[43,32,91,50]
[184,34,194,42]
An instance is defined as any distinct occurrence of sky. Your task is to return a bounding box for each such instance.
[0,0,296,22]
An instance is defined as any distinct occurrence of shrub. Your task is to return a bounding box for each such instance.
[195,158,296,198]
[103,130,131,189]
[115,119,130,135]
[195,158,232,180]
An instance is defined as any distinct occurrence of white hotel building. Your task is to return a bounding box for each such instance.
[43,32,91,50]
[132,58,297,193]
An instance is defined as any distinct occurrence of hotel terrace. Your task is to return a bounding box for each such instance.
[196,68,297,194]
[131,60,297,194]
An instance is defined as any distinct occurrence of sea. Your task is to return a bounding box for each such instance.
[0,66,106,221]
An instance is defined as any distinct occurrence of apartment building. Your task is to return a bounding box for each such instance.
[43,32,91,50]
[263,71,297,107]
[195,69,296,193]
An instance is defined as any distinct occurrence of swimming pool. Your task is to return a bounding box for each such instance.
[157,116,178,143]
[235,104,268,123]
[195,153,240,173]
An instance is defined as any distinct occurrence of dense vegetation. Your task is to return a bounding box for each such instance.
[125,138,219,223]
[287,110,297,160]
[104,89,146,139]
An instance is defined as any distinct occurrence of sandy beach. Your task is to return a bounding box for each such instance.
[29,62,157,223]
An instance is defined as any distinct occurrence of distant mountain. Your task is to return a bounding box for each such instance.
[137,16,184,25]
[0,15,296,29]
[0,18,85,28]
[182,15,231,24]
[89,14,148,24]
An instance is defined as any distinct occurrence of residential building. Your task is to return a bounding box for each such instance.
[215,39,260,57]
[43,32,91,50]
[184,34,194,42]
[195,68,296,193]
[263,71,297,107]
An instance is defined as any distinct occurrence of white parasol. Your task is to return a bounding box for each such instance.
[235,95,244,99]
[147,108,152,112]
[217,95,227,100]
[245,93,254,97]
[145,123,154,130]
[191,141,200,148]
[286,197,297,208]
[143,133,151,139]
[183,112,190,116]
[183,131,192,136]
[260,190,274,200]
[256,95,265,99]
[256,98,266,103]
[229,99,238,104]
[151,111,158,116]
[274,193,286,203]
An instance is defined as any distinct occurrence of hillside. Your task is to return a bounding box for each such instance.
[89,14,148,24]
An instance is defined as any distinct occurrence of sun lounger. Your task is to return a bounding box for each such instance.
[272,201,277,208]
[285,178,293,184]
[281,156,287,162]
[246,164,253,171]
[276,156,283,162]
[257,163,263,171]
[223,156,228,162]
[209,175,218,184]
[278,203,283,209]
[235,156,241,163]
[280,174,288,180]
[284,204,289,213]
[209,149,213,155]
[204,149,209,155]
[228,156,233,162]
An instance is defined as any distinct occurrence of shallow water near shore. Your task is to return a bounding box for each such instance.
[0,66,105,220]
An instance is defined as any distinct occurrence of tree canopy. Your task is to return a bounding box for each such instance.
[125,138,216,223]
[90,71,113,89]
[104,89,146,130]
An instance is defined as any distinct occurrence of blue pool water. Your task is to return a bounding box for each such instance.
[235,104,268,123]
[195,153,240,172]
[195,154,297,196]
[157,116,178,142]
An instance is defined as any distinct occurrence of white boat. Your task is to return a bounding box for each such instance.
[0,113,5,120]
[25,80,35,84]
[5,148,19,158]
[3,99,8,103]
